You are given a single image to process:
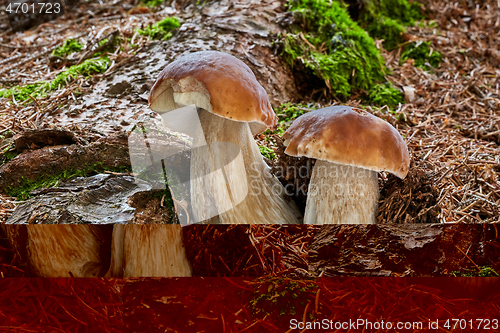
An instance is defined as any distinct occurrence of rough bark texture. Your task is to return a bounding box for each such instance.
[13,129,78,152]
[0,133,131,193]
[308,224,500,276]
[5,174,152,224]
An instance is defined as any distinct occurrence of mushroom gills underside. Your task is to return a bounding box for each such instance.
[150,81,212,114]
[191,109,301,224]
[304,160,379,224]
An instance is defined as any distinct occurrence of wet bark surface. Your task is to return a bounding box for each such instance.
[5,174,151,224]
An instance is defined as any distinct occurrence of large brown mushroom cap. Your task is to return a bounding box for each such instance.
[283,106,410,179]
[149,51,277,132]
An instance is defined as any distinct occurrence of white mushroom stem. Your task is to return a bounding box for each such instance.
[191,109,300,224]
[3,225,110,277]
[304,160,379,224]
[108,224,192,277]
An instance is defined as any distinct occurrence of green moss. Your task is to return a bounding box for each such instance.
[368,82,404,107]
[51,38,83,57]
[137,163,169,184]
[0,130,13,141]
[141,0,164,7]
[258,145,276,160]
[264,103,317,135]
[5,162,131,200]
[94,36,121,57]
[417,20,437,28]
[3,150,17,162]
[276,102,315,123]
[361,0,423,26]
[99,38,109,46]
[451,267,499,277]
[0,83,45,102]
[365,16,405,50]
[280,0,385,98]
[0,57,110,102]
[48,57,111,90]
[358,0,423,50]
[400,40,442,69]
[137,16,181,40]
[0,144,18,166]
[248,278,319,318]
[384,0,423,25]
[147,189,175,210]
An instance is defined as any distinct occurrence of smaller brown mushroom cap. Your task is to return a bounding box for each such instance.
[149,51,277,134]
[283,106,410,179]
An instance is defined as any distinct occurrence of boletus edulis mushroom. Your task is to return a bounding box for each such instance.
[283,106,410,224]
[149,51,301,224]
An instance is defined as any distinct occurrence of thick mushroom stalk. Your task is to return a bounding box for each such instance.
[304,161,379,224]
[149,51,301,224]
[108,225,192,277]
[190,108,300,224]
[284,106,410,225]
[2,225,111,277]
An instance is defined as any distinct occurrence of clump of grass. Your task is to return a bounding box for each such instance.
[400,40,442,69]
[368,82,404,107]
[5,162,130,200]
[137,17,181,40]
[279,0,385,98]
[51,38,84,57]
[0,57,110,102]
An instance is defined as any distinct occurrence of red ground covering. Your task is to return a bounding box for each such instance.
[0,278,123,333]
[0,277,498,332]
[122,277,500,333]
